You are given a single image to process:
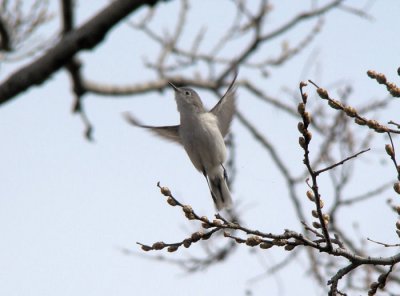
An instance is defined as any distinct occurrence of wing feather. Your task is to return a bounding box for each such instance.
[210,71,238,137]
[123,112,181,144]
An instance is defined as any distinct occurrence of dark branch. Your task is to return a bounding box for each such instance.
[0,16,10,51]
[0,0,167,105]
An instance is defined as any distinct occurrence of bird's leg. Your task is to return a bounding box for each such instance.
[203,169,217,203]
[220,163,228,182]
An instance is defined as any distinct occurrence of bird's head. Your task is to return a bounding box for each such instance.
[169,82,204,114]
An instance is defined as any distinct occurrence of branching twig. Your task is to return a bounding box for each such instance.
[136,181,400,296]
[308,79,400,134]
[298,81,332,250]
[314,148,370,176]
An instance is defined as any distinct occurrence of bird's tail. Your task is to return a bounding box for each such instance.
[209,167,232,211]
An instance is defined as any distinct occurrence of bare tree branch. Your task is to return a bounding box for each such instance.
[0,0,167,105]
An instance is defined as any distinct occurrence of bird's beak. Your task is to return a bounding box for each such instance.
[168,82,179,91]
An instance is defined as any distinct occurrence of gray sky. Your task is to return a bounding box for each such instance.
[1,1,400,295]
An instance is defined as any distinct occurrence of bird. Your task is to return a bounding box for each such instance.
[124,72,237,211]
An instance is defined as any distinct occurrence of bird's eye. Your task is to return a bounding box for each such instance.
[185,91,191,96]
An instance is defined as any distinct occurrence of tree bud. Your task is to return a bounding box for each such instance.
[167,197,177,206]
[394,182,400,194]
[260,242,273,249]
[246,236,262,247]
[385,144,394,157]
[298,102,306,115]
[317,88,329,99]
[307,190,315,201]
[160,186,171,196]
[167,246,178,252]
[312,222,321,229]
[152,242,165,250]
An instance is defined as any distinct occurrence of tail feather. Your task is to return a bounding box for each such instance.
[210,175,232,211]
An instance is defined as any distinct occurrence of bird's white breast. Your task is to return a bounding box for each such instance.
[180,112,226,172]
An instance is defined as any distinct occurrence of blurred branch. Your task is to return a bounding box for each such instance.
[61,0,93,140]
[240,79,298,117]
[0,0,166,105]
[335,180,392,207]
[0,16,10,51]
[0,0,53,59]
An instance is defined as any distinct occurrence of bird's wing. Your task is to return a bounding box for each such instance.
[210,71,238,137]
[123,112,181,144]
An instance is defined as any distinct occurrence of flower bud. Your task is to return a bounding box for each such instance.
[396,220,400,230]
[376,73,387,84]
[389,87,400,97]
[369,281,379,290]
[235,237,246,243]
[366,70,376,78]
[311,210,318,218]
[299,136,306,148]
[185,213,196,220]
[259,242,273,249]
[272,239,287,246]
[366,120,379,129]
[344,106,357,117]
[297,122,305,133]
[191,231,203,242]
[355,118,366,125]
[305,130,312,141]
[182,205,193,214]
[378,273,386,284]
[328,99,343,110]
[212,219,223,226]
[202,222,211,229]
[246,236,262,247]
[323,214,330,224]
[200,216,209,223]
[312,222,321,229]
[141,245,152,252]
[304,112,311,126]
[183,239,192,248]
[152,241,165,250]
[306,190,315,202]
[297,102,306,115]
[317,88,329,99]
[167,197,177,206]
[376,125,388,133]
[394,182,400,194]
[167,246,178,252]
[284,244,296,251]
[160,186,171,196]
[385,144,394,157]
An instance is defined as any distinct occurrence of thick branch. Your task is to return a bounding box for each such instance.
[0,16,10,51]
[0,0,166,105]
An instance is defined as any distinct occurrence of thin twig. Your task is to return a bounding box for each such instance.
[315,148,370,176]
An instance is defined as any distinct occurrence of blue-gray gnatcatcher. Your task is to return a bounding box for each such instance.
[124,73,237,211]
